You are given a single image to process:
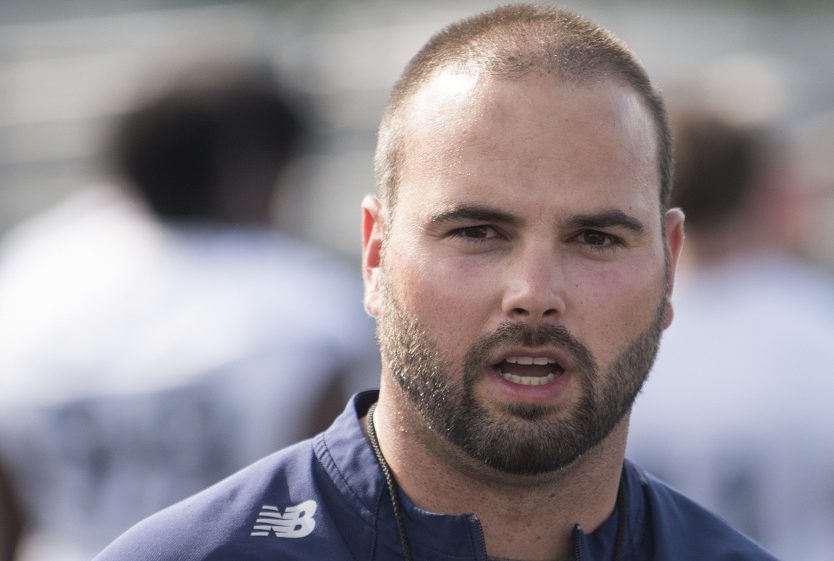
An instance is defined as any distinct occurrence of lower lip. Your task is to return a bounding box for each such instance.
[488,369,573,403]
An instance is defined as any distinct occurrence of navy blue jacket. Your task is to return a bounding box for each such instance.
[95,391,778,561]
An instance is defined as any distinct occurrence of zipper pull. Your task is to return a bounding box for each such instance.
[572,524,584,561]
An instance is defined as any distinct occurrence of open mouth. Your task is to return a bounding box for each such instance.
[494,356,566,386]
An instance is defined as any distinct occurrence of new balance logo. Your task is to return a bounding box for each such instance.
[250,500,317,538]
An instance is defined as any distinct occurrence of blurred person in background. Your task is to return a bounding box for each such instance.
[0,464,21,561]
[627,110,834,561]
[0,59,377,561]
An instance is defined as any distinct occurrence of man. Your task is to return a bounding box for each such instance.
[95,5,778,561]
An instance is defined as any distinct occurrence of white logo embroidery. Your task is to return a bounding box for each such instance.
[250,500,317,538]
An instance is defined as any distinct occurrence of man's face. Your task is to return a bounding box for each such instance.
[363,71,684,475]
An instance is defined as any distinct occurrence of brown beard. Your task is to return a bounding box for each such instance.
[376,275,666,475]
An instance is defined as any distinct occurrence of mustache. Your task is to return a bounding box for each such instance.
[464,321,597,375]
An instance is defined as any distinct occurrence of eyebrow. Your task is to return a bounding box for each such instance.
[425,204,646,234]
[564,210,646,233]
[425,204,521,227]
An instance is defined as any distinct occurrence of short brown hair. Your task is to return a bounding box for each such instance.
[374,4,672,214]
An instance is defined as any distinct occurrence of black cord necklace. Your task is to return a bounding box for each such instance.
[365,401,627,561]
[367,402,413,561]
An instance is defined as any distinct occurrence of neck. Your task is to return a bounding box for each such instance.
[367,381,627,561]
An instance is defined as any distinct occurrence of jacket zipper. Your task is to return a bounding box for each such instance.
[471,516,489,560]
[573,525,583,561]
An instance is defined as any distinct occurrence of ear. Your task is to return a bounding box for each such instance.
[662,208,685,329]
[361,194,386,317]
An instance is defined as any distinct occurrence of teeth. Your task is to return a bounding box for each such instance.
[499,356,563,386]
[501,372,558,386]
[505,356,556,365]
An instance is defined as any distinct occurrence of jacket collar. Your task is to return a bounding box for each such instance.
[575,462,648,561]
[316,391,646,561]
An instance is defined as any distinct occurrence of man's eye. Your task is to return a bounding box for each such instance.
[449,225,499,241]
[578,230,623,248]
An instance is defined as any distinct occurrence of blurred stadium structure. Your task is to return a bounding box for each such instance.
[1,0,833,266]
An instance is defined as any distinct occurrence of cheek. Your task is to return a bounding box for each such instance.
[391,250,500,334]
[568,261,664,361]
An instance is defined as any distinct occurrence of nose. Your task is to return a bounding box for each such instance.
[501,242,566,322]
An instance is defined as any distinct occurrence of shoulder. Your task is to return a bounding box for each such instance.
[628,464,779,561]
[94,393,382,561]
[92,439,334,561]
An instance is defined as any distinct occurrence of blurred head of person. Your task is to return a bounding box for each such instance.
[671,111,810,266]
[108,60,306,226]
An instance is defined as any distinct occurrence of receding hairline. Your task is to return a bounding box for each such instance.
[374,4,673,216]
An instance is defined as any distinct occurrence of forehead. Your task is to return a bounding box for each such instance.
[395,70,660,221]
